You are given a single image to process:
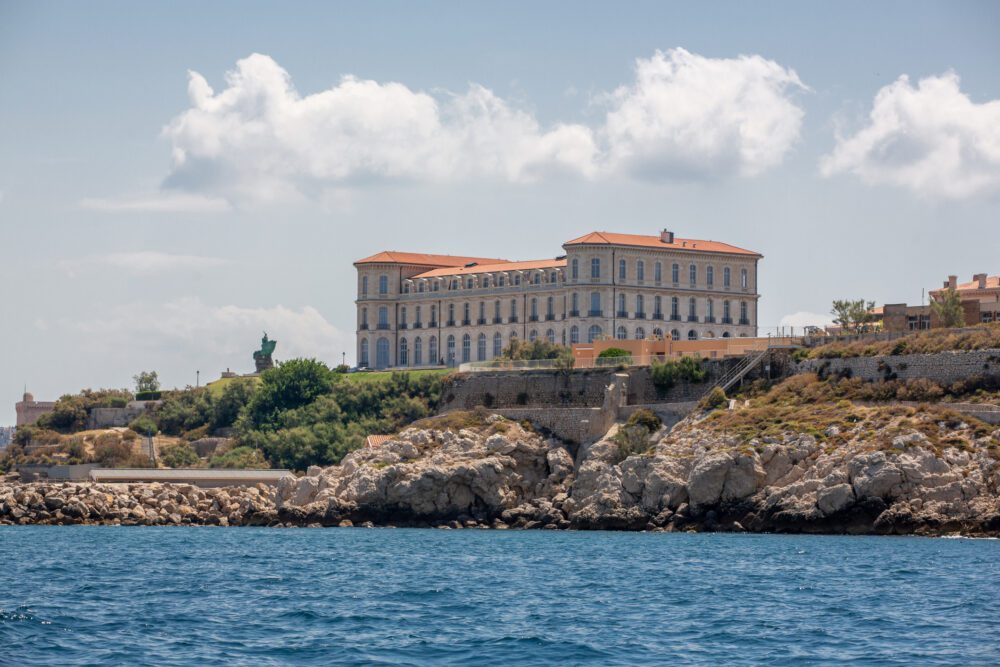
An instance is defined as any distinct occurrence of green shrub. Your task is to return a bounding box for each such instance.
[93,434,135,467]
[626,408,662,432]
[36,388,134,432]
[598,347,631,359]
[700,386,728,411]
[129,415,158,437]
[209,446,268,469]
[134,391,162,401]
[159,442,201,468]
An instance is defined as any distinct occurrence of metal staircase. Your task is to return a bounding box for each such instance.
[710,348,770,395]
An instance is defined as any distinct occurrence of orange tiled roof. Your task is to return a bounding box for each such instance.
[411,258,567,279]
[951,276,1000,292]
[354,251,507,267]
[564,231,761,257]
[365,434,394,448]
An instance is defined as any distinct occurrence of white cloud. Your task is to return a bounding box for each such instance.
[779,311,834,330]
[157,50,806,203]
[64,297,351,369]
[821,72,1000,199]
[79,192,231,212]
[58,251,229,277]
[602,48,807,179]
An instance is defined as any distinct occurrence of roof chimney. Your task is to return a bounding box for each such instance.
[947,275,957,289]
[973,273,987,289]
[660,229,674,244]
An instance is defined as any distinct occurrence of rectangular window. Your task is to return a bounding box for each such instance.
[689,265,697,286]
[591,258,600,279]
[672,264,679,283]
[654,262,662,283]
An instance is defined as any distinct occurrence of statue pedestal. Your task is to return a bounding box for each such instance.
[254,353,274,373]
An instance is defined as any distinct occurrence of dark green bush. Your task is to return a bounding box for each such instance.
[700,386,728,411]
[598,347,631,358]
[159,442,201,468]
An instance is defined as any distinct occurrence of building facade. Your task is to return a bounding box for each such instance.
[355,230,762,368]
[15,392,56,427]
[880,273,1000,333]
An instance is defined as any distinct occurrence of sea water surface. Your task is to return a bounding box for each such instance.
[0,528,998,666]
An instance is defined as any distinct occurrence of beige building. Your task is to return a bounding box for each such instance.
[354,230,762,368]
[880,273,1000,332]
[15,391,55,427]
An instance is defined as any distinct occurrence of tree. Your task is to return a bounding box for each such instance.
[931,287,965,328]
[238,359,336,432]
[211,379,257,430]
[159,442,201,468]
[134,371,160,394]
[831,299,876,334]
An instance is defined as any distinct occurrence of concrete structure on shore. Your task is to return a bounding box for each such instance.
[355,229,762,369]
[15,391,55,427]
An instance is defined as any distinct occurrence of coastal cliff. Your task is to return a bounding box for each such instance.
[4,376,999,535]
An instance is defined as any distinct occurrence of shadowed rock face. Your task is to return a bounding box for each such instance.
[4,413,999,535]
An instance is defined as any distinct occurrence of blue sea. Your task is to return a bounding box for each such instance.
[0,528,998,666]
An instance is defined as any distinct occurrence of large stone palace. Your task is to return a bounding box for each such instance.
[355,230,761,368]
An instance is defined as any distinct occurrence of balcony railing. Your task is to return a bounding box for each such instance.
[510,316,518,323]
[739,318,751,325]
[545,314,555,321]
[588,310,603,317]
[399,323,408,329]
[687,315,698,322]
[493,317,503,324]
[721,317,732,324]
[635,312,646,319]
[616,311,628,318]
[462,319,471,326]
[446,320,455,327]
[569,310,580,317]
[360,323,369,330]
[671,314,681,321]
[377,323,390,330]
[529,315,539,322]
[652,313,663,320]
[704,316,715,323]
[413,322,423,329]
[477,318,487,325]
[429,321,438,328]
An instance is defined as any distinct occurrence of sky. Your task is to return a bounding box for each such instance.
[1,1,999,423]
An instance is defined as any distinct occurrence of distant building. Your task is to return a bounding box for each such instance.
[15,391,56,427]
[878,273,1000,333]
[355,229,762,369]
[0,426,14,450]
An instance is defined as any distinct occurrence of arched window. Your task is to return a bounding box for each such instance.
[570,325,580,344]
[637,260,645,282]
[529,329,538,342]
[591,257,600,279]
[617,293,626,315]
[462,334,471,363]
[652,327,663,339]
[477,333,487,361]
[616,325,627,340]
[514,274,521,286]
[360,339,369,367]
[493,332,503,357]
[361,275,368,296]
[400,306,407,326]
[399,338,409,366]
[723,267,731,288]
[533,273,541,285]
[741,269,748,289]
[483,275,491,288]
[636,294,644,317]
[550,271,557,284]
[588,325,602,343]
[432,281,439,292]
[619,258,627,280]
[414,337,423,365]
[654,262,662,283]
[689,264,697,286]
[635,327,645,340]
[722,331,731,338]
[403,283,410,294]
[376,337,390,368]
[571,258,579,280]
[418,282,425,293]
[672,263,679,283]
[671,297,679,319]
[378,306,388,328]
[688,330,698,340]
[446,335,456,367]
[498,275,506,287]
[688,297,697,320]
[671,329,680,341]
[466,277,474,289]
[379,274,388,295]
[707,266,714,286]
[546,329,555,343]
[429,336,438,365]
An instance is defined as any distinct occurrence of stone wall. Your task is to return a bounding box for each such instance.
[796,349,1000,386]
[87,400,161,430]
[442,368,617,410]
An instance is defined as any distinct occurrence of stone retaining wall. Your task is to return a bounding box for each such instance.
[796,349,1000,386]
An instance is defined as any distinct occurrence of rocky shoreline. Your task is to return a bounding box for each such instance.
[4,411,1000,536]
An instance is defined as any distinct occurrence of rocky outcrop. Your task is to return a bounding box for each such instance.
[4,410,999,535]
[0,479,279,526]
